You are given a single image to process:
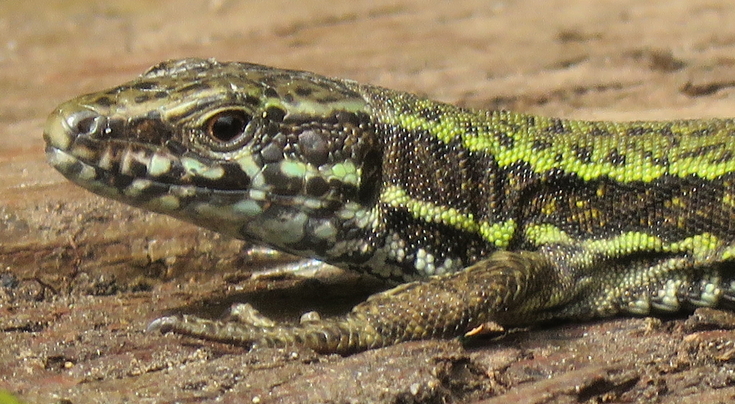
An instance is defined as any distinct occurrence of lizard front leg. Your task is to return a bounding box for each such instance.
[148,251,571,354]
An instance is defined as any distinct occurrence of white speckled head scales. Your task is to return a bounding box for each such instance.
[44,58,386,263]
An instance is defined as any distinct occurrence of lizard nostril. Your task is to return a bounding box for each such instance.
[45,105,107,151]
[67,110,107,137]
[75,115,97,135]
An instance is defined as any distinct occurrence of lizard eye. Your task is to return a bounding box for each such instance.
[205,110,252,143]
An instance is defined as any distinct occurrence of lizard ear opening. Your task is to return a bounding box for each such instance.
[358,150,382,207]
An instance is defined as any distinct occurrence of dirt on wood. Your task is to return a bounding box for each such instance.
[3,1,735,403]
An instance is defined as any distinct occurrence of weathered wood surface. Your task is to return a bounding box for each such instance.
[3,1,735,402]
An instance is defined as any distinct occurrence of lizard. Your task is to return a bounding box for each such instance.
[44,58,735,354]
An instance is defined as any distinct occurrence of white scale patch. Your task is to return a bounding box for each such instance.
[303,197,325,210]
[171,185,197,198]
[70,143,96,162]
[414,248,436,275]
[627,298,650,315]
[195,202,246,222]
[369,246,395,279]
[310,220,337,241]
[181,156,225,180]
[320,161,359,186]
[326,239,355,258]
[149,153,173,176]
[97,147,114,171]
[336,206,356,220]
[435,258,457,275]
[652,279,682,312]
[145,194,181,212]
[124,179,153,197]
[250,171,268,191]
[354,206,380,229]
[48,149,97,183]
[279,160,308,178]
[233,199,263,217]
[699,281,721,306]
[77,161,98,182]
[236,154,263,178]
[190,203,248,237]
[386,233,407,263]
[691,274,722,307]
[245,211,308,245]
[120,149,150,176]
[46,148,74,169]
[249,189,267,201]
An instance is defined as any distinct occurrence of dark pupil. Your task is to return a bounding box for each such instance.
[209,113,247,142]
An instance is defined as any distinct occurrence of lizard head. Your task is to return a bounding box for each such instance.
[44,58,383,258]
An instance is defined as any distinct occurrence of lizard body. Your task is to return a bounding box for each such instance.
[44,58,735,353]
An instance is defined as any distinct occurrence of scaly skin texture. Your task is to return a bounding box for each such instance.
[44,58,735,354]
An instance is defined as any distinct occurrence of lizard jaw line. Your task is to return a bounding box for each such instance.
[46,145,337,218]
